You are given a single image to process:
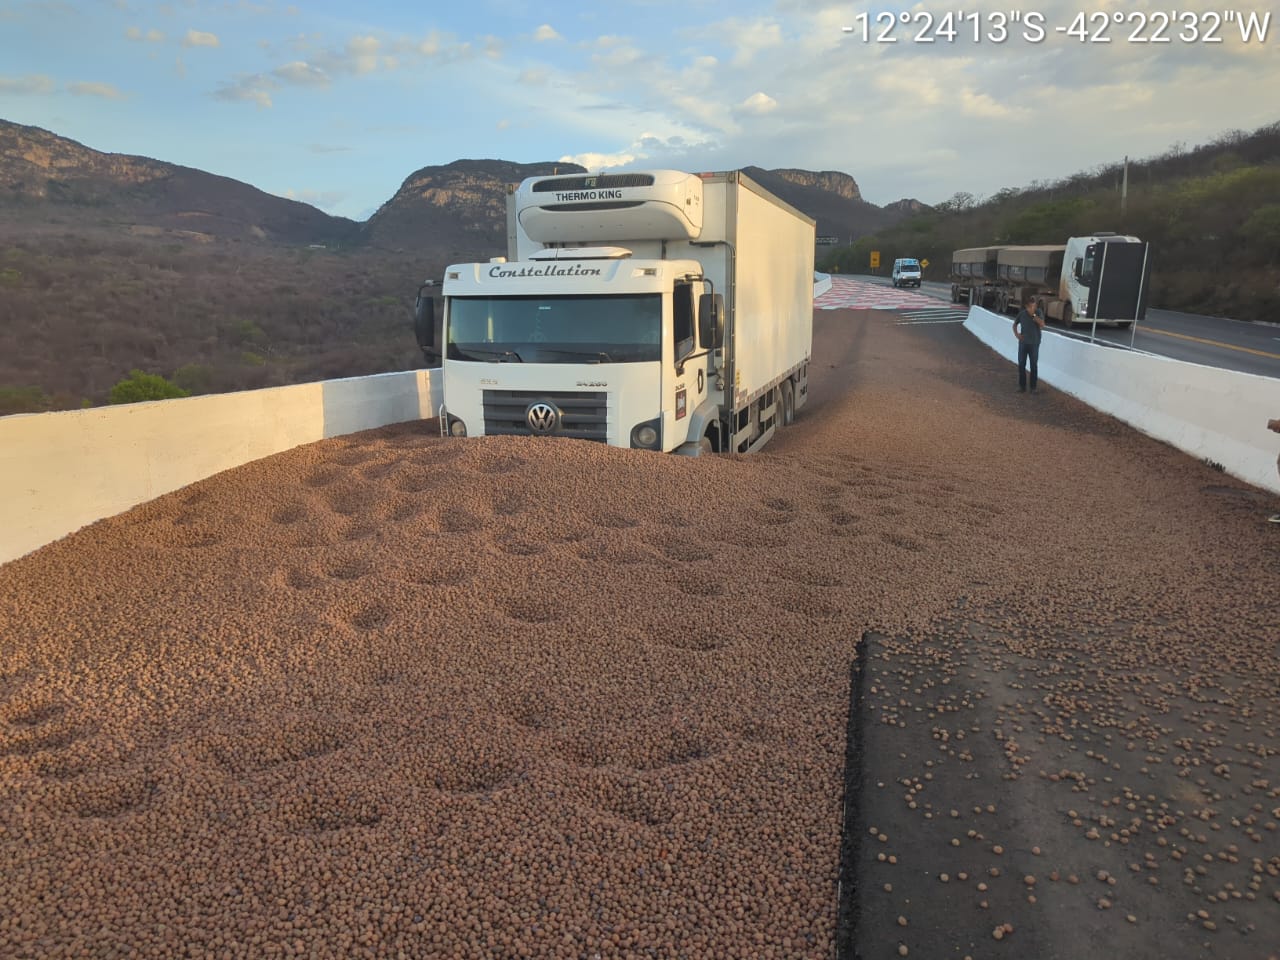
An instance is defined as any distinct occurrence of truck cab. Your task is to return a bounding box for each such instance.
[1060,233,1144,329]
[422,249,721,452]
[416,169,813,456]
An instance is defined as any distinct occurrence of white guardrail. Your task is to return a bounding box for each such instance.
[0,369,442,566]
[964,306,1280,496]
[814,272,832,299]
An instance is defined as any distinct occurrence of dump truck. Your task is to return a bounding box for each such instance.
[951,234,1151,330]
[414,169,815,454]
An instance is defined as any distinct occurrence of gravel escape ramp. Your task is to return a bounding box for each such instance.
[1,312,1278,960]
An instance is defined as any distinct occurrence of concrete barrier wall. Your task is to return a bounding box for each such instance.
[1,369,442,566]
[965,306,1280,495]
[813,272,832,299]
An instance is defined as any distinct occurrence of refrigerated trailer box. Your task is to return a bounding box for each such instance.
[415,170,815,454]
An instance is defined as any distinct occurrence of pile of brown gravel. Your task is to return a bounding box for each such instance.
[2,311,1277,958]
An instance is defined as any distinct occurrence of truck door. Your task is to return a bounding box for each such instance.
[669,279,711,448]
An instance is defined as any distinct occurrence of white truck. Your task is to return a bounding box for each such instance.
[414,169,815,454]
[951,234,1151,331]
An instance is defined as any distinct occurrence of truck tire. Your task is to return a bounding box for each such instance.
[699,434,715,455]
[1062,302,1075,330]
[780,379,795,427]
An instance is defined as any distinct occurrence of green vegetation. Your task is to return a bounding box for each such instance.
[108,370,191,405]
[231,318,268,345]
[171,363,215,394]
[820,122,1280,322]
[0,385,53,416]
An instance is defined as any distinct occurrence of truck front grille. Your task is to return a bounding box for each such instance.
[482,390,608,442]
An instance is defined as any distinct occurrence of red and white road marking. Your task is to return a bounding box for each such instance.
[815,275,946,311]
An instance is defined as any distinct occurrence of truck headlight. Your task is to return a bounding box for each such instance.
[448,417,467,437]
[630,418,661,450]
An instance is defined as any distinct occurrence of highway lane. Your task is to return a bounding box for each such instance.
[854,274,1280,379]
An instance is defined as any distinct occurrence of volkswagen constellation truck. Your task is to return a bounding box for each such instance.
[414,169,815,454]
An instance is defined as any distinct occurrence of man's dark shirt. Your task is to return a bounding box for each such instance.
[1014,308,1042,346]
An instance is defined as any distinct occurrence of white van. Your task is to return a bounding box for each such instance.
[892,258,922,288]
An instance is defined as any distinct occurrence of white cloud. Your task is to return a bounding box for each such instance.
[125,26,164,42]
[561,150,638,170]
[722,18,783,67]
[67,81,127,100]
[533,24,561,42]
[959,89,1019,119]
[347,35,380,74]
[0,74,55,95]
[737,91,777,115]
[273,61,329,86]
[213,75,274,108]
[496,118,510,130]
[182,29,219,48]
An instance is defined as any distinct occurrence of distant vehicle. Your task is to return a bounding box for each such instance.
[950,234,1151,330]
[891,258,922,288]
[415,169,815,455]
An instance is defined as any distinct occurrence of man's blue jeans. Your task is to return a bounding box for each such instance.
[1018,340,1039,390]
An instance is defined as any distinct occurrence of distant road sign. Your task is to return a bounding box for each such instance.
[816,236,839,245]
[870,251,880,268]
[921,258,930,269]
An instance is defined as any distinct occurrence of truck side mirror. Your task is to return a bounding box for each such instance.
[698,292,724,349]
[414,283,439,359]
[1072,258,1084,281]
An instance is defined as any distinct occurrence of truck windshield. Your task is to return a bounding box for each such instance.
[447,294,662,363]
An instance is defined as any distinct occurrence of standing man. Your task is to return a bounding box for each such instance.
[1013,295,1046,393]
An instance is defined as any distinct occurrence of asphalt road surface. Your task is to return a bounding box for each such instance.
[854,275,1280,379]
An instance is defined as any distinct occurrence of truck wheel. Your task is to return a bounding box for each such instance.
[780,380,795,427]
[970,287,983,308]
[1062,302,1075,330]
[699,434,715,455]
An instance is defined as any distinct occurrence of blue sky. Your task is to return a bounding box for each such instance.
[2,0,1277,221]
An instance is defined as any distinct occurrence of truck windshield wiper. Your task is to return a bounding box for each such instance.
[549,349,615,363]
[461,347,523,362]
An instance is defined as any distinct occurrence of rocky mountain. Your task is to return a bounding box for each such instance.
[0,119,921,254]
[752,167,865,201]
[360,159,587,258]
[0,118,357,245]
[884,198,928,215]
[742,166,917,242]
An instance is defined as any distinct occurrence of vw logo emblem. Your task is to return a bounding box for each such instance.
[526,401,559,434]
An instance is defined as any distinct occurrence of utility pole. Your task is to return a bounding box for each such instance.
[1120,155,1129,221]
